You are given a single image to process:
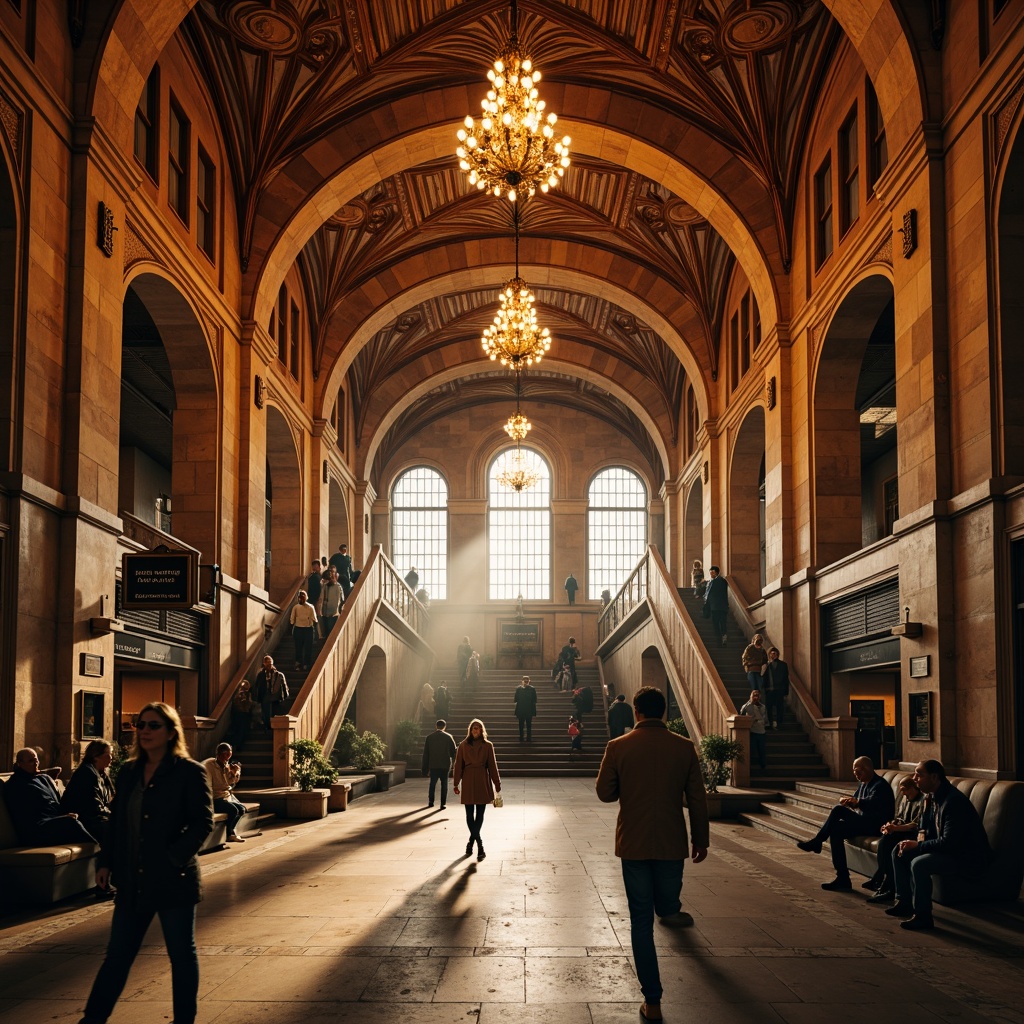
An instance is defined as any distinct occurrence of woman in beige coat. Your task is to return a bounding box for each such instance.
[453,718,501,861]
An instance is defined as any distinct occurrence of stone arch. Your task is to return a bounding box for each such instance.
[995,118,1024,477]
[812,274,896,566]
[328,476,348,559]
[121,271,220,561]
[265,405,302,603]
[684,477,705,583]
[0,137,20,474]
[729,406,766,600]
[354,645,387,741]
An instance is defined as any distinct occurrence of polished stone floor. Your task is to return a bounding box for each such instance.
[1,778,1022,1023]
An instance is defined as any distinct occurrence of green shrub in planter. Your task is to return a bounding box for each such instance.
[108,742,130,782]
[331,719,358,767]
[351,730,387,771]
[288,738,339,792]
[666,718,689,738]
[392,719,420,759]
[698,733,744,793]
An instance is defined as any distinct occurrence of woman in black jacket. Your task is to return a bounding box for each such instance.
[61,739,115,847]
[78,702,213,1024]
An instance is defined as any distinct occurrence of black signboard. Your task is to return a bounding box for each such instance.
[909,691,932,741]
[829,637,900,673]
[114,633,199,670]
[499,620,542,652]
[122,551,197,609]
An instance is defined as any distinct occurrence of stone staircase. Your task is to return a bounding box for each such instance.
[677,590,829,789]
[418,666,608,777]
[738,778,851,846]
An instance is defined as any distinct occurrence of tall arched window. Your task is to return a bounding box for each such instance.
[488,449,550,599]
[588,467,647,599]
[391,467,448,599]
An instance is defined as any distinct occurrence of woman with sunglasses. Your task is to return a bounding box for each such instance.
[453,718,501,861]
[78,702,213,1024]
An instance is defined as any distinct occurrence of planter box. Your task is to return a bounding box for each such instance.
[380,761,407,785]
[333,772,378,799]
[285,789,329,819]
[328,782,352,812]
[373,766,395,792]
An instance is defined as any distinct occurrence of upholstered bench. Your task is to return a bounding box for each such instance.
[844,770,1024,904]
[0,777,100,906]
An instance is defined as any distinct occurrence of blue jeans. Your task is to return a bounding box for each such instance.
[428,769,449,807]
[82,902,198,1024]
[214,795,246,837]
[891,848,960,918]
[621,859,684,1004]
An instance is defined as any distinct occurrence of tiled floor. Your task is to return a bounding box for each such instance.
[1,778,1022,1023]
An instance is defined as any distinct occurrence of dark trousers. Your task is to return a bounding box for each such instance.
[711,609,728,638]
[82,902,198,1024]
[214,795,246,837]
[750,732,767,770]
[518,716,533,740]
[464,804,486,843]
[892,848,961,918]
[228,709,251,750]
[873,833,901,889]
[765,690,786,727]
[260,698,273,730]
[30,815,97,846]
[428,769,449,807]
[293,626,314,668]
[813,805,880,878]
[621,859,684,1004]
[320,614,338,638]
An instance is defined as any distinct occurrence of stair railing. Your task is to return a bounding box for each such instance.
[597,546,750,785]
[722,576,855,780]
[271,545,432,784]
[193,573,307,760]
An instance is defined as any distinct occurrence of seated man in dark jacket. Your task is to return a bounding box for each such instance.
[796,756,895,891]
[887,759,991,930]
[4,748,97,846]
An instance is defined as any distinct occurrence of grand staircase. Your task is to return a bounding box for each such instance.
[738,778,852,845]
[677,590,829,789]
[417,666,608,777]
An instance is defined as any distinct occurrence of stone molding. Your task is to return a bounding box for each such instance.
[123,222,155,270]
[868,231,893,266]
[0,88,23,171]
[995,78,1024,165]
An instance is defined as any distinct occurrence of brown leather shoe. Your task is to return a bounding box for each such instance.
[640,1003,663,1021]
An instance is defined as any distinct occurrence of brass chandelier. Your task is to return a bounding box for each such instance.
[456,0,571,203]
[481,205,551,371]
[503,374,533,441]
[496,445,541,492]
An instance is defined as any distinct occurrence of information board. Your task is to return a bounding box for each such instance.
[121,551,198,609]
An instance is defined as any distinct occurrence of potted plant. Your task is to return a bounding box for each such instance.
[667,718,689,738]
[698,733,744,794]
[392,719,420,762]
[286,738,338,818]
[350,729,391,790]
[332,719,358,767]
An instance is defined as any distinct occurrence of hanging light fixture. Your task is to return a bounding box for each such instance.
[456,0,571,203]
[496,445,541,492]
[482,205,551,370]
[503,374,533,441]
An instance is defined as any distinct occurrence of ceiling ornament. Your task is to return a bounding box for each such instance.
[481,204,551,372]
[456,0,571,203]
[495,445,540,492]
[217,0,344,65]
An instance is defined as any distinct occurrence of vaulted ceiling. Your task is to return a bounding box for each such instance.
[180,0,843,488]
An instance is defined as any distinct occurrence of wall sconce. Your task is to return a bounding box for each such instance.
[97,201,117,257]
[322,459,329,484]
[891,604,922,639]
[702,460,709,484]
[766,376,777,411]
[254,374,266,409]
[899,210,917,259]
[364,513,369,534]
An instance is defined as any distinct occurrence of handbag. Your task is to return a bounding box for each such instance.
[493,793,503,808]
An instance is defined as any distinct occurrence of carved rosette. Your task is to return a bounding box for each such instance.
[123,224,155,271]
[214,0,346,67]
[868,232,893,267]
[0,88,24,170]
[683,0,810,67]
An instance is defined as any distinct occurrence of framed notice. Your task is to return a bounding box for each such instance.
[122,550,198,609]
[909,655,930,678]
[79,690,105,739]
[908,691,932,741]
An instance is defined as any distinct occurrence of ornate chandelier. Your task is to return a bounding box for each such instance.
[503,375,533,441]
[496,445,540,492]
[456,1,571,203]
[482,206,551,370]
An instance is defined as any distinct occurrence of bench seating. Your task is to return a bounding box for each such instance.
[0,776,99,907]
[845,770,1024,904]
[200,802,262,852]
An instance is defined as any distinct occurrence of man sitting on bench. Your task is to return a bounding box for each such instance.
[4,748,97,846]
[886,759,991,931]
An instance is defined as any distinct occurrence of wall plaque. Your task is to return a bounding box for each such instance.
[909,690,932,741]
[121,550,198,609]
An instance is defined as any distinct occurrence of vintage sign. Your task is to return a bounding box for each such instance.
[121,551,198,609]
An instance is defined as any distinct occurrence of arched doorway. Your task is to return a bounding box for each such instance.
[120,274,219,561]
[641,645,678,722]
[684,477,703,583]
[729,407,766,599]
[354,645,387,741]
[329,476,348,562]
[265,406,302,603]
[997,126,1024,477]
[0,149,17,473]
[813,276,896,566]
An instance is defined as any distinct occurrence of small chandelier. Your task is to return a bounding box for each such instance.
[482,206,551,370]
[496,445,540,492]
[456,0,571,203]
[503,375,532,441]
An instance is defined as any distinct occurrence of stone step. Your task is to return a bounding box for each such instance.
[739,810,827,847]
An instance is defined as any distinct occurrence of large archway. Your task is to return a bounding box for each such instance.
[120,273,219,562]
[684,478,704,586]
[354,645,387,742]
[265,406,302,603]
[328,477,348,560]
[729,407,766,601]
[812,275,896,567]
[0,146,18,473]
[997,123,1024,478]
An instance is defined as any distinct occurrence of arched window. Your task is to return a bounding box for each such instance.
[391,467,448,600]
[588,467,647,599]
[488,449,550,599]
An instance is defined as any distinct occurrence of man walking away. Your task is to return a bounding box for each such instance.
[422,720,458,810]
[596,686,709,1022]
[703,565,729,646]
[608,693,634,739]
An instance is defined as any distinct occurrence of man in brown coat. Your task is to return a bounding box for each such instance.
[596,686,710,1023]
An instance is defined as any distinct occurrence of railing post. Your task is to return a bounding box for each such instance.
[272,714,298,787]
[727,714,751,788]
[817,716,858,779]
